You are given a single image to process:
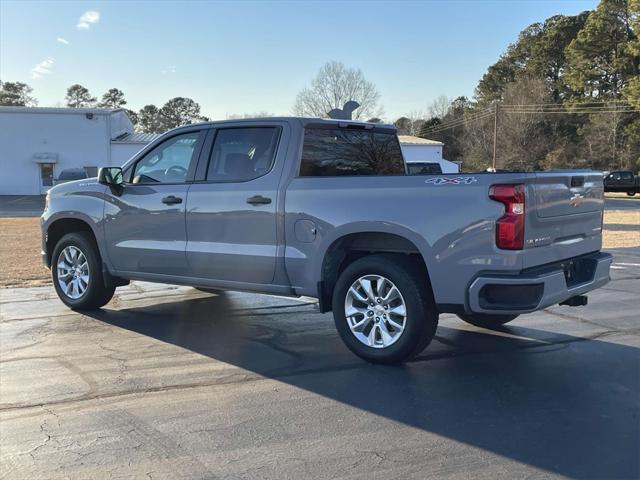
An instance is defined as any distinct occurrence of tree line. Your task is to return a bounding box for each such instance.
[407,0,640,172]
[0,82,209,132]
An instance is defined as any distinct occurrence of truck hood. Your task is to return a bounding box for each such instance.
[47,177,100,197]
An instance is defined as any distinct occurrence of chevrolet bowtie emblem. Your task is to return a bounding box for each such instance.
[570,193,584,207]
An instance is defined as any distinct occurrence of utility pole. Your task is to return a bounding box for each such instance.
[492,103,498,170]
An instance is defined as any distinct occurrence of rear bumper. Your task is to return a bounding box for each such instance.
[467,251,612,315]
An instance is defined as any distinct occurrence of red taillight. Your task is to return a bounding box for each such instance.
[489,184,525,250]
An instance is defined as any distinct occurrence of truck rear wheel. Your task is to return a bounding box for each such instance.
[52,232,115,310]
[332,254,438,364]
[457,313,519,329]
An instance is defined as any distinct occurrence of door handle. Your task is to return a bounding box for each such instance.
[161,195,183,205]
[246,195,272,206]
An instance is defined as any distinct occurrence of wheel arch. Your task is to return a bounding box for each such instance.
[45,215,127,288]
[45,216,101,267]
[315,225,434,313]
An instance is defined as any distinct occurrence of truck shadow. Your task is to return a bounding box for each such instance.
[86,291,640,479]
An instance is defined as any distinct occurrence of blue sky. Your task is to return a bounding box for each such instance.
[0,0,598,120]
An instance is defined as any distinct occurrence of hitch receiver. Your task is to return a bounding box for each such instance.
[559,295,588,307]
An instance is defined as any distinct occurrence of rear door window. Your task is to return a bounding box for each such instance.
[300,128,405,176]
[206,127,280,182]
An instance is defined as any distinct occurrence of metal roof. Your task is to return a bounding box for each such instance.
[398,135,444,146]
[0,106,123,115]
[112,132,162,144]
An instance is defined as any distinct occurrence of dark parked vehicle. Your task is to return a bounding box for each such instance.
[407,162,443,175]
[54,168,88,186]
[604,170,639,196]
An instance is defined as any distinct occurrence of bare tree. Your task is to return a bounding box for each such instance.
[406,110,426,136]
[498,77,551,171]
[578,106,627,171]
[460,113,495,172]
[293,61,381,119]
[394,117,412,135]
[427,95,451,120]
[227,111,274,119]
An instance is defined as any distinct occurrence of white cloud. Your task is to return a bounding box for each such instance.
[162,65,177,75]
[77,10,100,30]
[31,57,55,79]
[57,37,69,45]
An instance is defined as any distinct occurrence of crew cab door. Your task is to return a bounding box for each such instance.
[103,129,205,276]
[185,123,287,284]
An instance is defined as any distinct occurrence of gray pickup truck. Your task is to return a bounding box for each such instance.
[41,117,612,363]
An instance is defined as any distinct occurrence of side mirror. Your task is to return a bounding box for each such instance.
[98,167,124,195]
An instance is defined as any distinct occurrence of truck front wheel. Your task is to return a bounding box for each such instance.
[332,254,438,364]
[52,232,115,310]
[457,313,519,329]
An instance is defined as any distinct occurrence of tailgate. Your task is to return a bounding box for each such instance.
[533,171,604,218]
[522,171,604,265]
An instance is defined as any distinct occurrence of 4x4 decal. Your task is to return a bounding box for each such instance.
[425,176,477,185]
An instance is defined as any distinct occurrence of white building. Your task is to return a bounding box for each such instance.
[0,107,149,195]
[398,135,459,173]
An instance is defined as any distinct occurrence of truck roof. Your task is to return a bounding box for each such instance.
[176,117,396,131]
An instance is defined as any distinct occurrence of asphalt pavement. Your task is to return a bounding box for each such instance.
[1,247,638,479]
[0,195,46,217]
[605,195,640,211]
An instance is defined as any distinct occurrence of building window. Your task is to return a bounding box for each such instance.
[40,163,54,187]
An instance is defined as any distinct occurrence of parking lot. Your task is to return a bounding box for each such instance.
[1,243,639,479]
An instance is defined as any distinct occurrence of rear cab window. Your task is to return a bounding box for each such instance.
[299,127,405,177]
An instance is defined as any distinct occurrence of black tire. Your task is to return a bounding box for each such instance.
[51,232,115,310]
[194,287,225,295]
[332,254,438,364]
[457,313,519,329]
[627,191,636,197]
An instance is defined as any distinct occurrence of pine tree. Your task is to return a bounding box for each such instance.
[623,0,640,107]
[65,84,97,108]
[0,81,37,106]
[564,0,638,100]
[98,88,127,109]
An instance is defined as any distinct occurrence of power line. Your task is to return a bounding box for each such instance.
[420,103,639,135]
[501,106,636,110]
[500,109,639,114]
[500,105,636,110]
[420,109,494,134]
[421,113,495,135]
[501,101,631,106]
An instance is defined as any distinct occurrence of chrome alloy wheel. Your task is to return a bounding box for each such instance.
[57,246,90,299]
[344,275,407,349]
